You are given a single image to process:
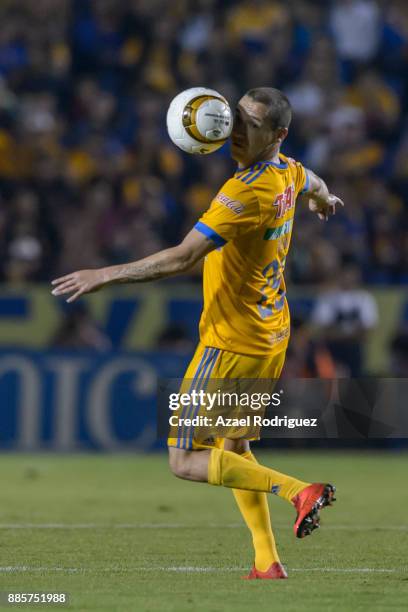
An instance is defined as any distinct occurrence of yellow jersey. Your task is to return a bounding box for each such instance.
[194,153,309,356]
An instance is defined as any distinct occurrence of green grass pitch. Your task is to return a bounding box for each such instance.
[0,451,407,611]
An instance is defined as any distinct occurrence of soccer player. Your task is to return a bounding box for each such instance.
[51,88,342,579]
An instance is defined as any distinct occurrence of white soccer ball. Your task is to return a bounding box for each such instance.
[166,87,233,154]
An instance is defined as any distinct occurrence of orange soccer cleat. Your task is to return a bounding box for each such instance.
[292,483,336,539]
[242,562,288,580]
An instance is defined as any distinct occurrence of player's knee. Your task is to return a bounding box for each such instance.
[224,438,250,455]
[168,449,193,480]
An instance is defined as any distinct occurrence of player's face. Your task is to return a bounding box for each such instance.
[230,95,285,168]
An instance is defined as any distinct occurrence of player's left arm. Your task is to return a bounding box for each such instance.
[303,168,344,221]
[51,228,216,303]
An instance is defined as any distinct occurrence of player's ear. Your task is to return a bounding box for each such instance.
[276,127,288,144]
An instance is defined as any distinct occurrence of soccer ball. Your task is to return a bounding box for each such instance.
[166,87,233,154]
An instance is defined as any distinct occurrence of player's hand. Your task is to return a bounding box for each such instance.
[309,194,344,221]
[51,269,106,302]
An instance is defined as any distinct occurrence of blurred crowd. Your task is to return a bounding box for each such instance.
[0,0,406,288]
[0,0,402,372]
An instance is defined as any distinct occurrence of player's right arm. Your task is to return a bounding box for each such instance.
[51,177,257,303]
[51,228,216,303]
[303,168,344,221]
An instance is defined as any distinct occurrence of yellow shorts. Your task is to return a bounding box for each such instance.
[167,342,286,450]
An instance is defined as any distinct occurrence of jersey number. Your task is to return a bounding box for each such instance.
[256,258,286,319]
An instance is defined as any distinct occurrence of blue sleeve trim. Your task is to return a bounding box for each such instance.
[194,222,227,247]
[300,170,310,194]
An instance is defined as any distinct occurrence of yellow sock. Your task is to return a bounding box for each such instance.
[208,447,309,503]
[233,451,280,572]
